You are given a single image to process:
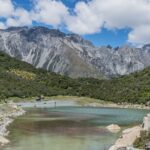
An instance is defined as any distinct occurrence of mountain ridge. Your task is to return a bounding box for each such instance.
[0,26,150,78]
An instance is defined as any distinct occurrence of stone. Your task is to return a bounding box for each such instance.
[143,114,150,131]
[0,136,9,145]
[106,124,121,133]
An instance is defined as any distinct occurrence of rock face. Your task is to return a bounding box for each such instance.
[143,114,150,131]
[0,26,150,78]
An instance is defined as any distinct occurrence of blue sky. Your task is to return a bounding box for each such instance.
[1,0,150,47]
[83,28,130,47]
[12,0,129,47]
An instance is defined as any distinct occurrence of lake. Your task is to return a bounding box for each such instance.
[2,106,149,150]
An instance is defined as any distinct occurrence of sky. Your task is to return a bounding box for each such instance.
[0,0,150,47]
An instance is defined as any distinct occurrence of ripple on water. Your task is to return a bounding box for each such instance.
[2,107,149,150]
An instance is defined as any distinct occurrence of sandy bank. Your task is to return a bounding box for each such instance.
[109,113,150,150]
[109,126,142,150]
[0,102,25,146]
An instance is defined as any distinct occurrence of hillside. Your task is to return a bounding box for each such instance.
[0,52,150,104]
[0,26,150,78]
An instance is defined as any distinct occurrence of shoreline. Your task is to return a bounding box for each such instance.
[1,97,149,149]
[15,99,150,150]
[83,102,150,110]
[13,95,150,110]
[0,102,25,147]
[109,126,142,150]
[109,113,150,150]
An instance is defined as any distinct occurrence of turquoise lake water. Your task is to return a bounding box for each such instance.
[2,107,149,150]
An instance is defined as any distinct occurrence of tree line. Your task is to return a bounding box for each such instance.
[0,52,150,104]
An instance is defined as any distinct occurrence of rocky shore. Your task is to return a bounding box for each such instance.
[109,113,150,150]
[0,102,25,146]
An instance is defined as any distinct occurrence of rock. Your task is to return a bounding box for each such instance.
[117,147,127,150]
[143,114,150,131]
[106,124,121,133]
[109,145,118,150]
[109,145,140,150]
[0,136,9,146]
[0,103,25,147]
[109,126,141,150]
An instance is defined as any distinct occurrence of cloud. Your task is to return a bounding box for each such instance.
[0,22,6,29]
[68,0,150,31]
[32,0,68,26]
[93,0,150,29]
[0,0,150,45]
[0,0,32,28]
[128,25,150,45]
[66,1,103,34]
[0,0,14,18]
[65,0,150,44]
[6,8,32,27]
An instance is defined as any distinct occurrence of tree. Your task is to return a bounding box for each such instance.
[0,94,7,103]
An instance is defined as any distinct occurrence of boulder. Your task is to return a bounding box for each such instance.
[0,136,9,146]
[143,114,150,131]
[106,124,121,133]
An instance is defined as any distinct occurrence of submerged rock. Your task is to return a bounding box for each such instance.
[0,136,9,146]
[106,124,121,133]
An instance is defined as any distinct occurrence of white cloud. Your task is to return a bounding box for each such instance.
[32,0,68,26]
[6,8,32,27]
[92,0,150,29]
[0,0,14,17]
[0,22,6,29]
[1,0,150,45]
[128,25,150,44]
[65,0,150,44]
[66,1,103,34]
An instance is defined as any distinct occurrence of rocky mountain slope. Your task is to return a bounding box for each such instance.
[0,26,150,78]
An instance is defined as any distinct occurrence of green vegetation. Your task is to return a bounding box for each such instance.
[9,69,36,80]
[134,131,150,148]
[0,51,150,104]
[44,96,112,105]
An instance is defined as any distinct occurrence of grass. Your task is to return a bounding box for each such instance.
[9,69,36,80]
[134,131,150,149]
[6,97,36,102]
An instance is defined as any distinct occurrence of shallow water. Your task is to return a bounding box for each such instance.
[2,107,149,150]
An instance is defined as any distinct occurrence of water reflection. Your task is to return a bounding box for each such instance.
[2,107,149,150]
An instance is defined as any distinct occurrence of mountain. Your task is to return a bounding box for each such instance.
[0,26,150,78]
[0,51,150,104]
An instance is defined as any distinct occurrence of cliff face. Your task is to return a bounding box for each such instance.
[0,26,150,78]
